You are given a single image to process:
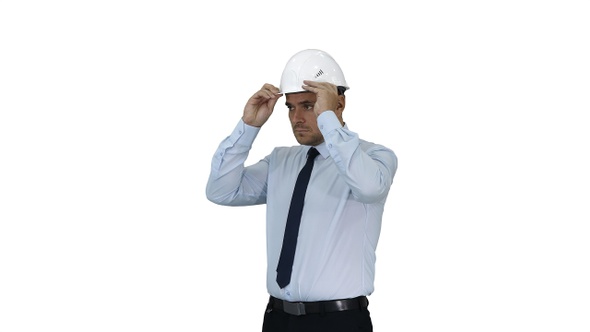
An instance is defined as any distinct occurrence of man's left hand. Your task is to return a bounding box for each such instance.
[302,80,340,116]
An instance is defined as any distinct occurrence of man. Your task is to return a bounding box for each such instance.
[206,49,397,331]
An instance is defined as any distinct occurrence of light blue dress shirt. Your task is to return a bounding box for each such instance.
[206,111,397,302]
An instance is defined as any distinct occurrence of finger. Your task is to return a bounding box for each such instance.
[302,80,335,89]
[302,80,321,87]
[301,84,317,93]
[301,80,317,91]
[301,82,327,93]
[255,89,277,100]
[262,83,282,95]
[302,81,338,95]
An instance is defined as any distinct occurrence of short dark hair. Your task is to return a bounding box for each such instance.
[337,86,347,96]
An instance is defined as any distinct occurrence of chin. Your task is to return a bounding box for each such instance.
[295,139,308,145]
[293,132,323,146]
[296,138,322,146]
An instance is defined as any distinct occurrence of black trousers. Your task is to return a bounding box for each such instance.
[261,302,373,332]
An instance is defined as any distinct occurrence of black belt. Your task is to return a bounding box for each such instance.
[268,296,369,316]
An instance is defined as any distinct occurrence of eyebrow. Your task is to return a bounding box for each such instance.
[285,100,314,107]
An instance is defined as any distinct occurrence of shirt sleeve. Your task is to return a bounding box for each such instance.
[205,119,269,206]
[318,111,398,203]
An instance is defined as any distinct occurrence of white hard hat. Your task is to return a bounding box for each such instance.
[279,49,349,94]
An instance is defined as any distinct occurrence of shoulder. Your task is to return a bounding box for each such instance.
[359,139,398,166]
[359,139,395,154]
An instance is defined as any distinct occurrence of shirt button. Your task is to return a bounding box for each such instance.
[328,144,333,149]
[320,125,324,130]
[238,130,242,135]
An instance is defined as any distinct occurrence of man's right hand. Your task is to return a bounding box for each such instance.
[242,83,282,127]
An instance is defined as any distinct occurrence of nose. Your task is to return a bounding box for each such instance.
[291,107,305,123]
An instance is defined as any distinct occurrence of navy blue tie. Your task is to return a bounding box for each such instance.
[276,147,320,289]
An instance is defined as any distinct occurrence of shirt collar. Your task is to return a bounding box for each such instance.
[310,142,329,159]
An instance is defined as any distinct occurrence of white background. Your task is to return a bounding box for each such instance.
[1,1,589,331]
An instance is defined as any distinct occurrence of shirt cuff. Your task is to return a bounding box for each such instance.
[230,119,260,146]
[317,111,342,135]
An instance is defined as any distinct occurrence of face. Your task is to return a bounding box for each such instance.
[285,92,325,146]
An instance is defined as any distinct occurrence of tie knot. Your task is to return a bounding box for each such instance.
[307,147,320,160]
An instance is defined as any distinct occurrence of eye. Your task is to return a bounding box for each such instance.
[305,104,314,110]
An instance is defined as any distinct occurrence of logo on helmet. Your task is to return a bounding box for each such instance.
[314,69,324,79]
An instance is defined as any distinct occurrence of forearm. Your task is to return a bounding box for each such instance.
[206,119,268,206]
[319,112,398,203]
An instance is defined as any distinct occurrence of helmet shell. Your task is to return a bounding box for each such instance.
[279,49,349,94]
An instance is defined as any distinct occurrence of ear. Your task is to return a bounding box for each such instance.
[335,95,346,125]
[337,95,346,113]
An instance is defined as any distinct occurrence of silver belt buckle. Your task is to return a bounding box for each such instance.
[283,301,306,316]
